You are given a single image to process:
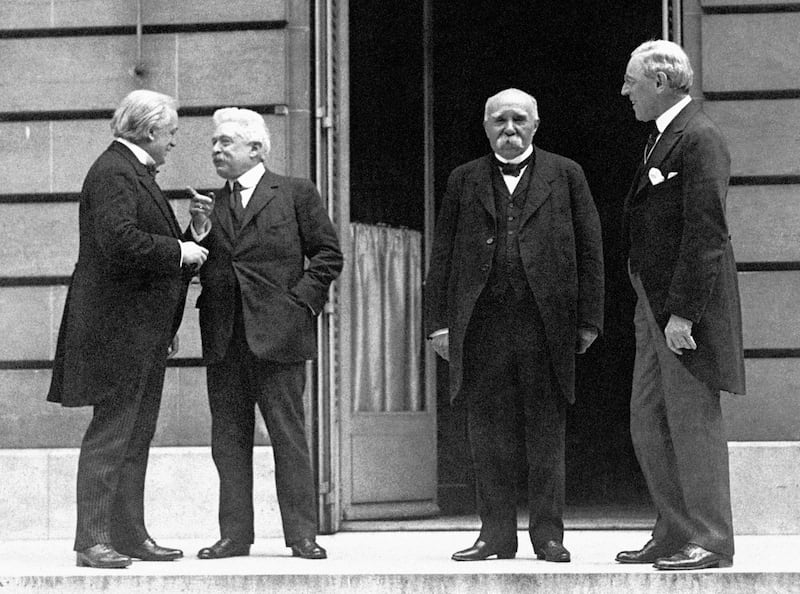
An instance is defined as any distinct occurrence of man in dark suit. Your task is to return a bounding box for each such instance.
[47,90,209,568]
[424,88,604,563]
[187,107,342,560]
[616,40,745,571]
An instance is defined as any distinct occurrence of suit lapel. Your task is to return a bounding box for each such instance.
[239,170,279,231]
[111,143,181,237]
[141,173,181,237]
[469,157,497,221]
[518,147,553,229]
[632,101,700,200]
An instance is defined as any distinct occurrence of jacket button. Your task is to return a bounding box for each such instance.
[486,237,495,245]
[480,264,490,272]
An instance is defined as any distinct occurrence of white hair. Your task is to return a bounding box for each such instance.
[631,40,694,93]
[213,107,271,160]
[484,88,540,123]
[111,89,177,142]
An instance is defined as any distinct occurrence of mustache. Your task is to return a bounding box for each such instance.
[497,136,523,146]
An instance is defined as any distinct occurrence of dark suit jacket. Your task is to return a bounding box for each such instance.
[194,169,342,363]
[48,142,189,407]
[623,101,746,394]
[424,147,605,403]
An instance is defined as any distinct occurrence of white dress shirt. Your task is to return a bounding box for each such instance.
[192,162,266,241]
[649,95,692,156]
[494,144,534,194]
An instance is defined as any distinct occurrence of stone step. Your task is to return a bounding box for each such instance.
[0,532,798,594]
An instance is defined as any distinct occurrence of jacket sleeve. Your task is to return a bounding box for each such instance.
[423,169,461,337]
[289,180,344,314]
[568,162,605,333]
[666,125,731,322]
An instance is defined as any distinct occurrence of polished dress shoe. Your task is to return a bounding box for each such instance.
[534,540,571,563]
[118,538,183,561]
[654,544,732,570]
[76,543,131,568]
[291,537,327,559]
[197,538,251,560]
[616,538,680,564]
[451,539,516,561]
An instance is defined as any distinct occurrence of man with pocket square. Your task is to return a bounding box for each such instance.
[618,40,745,570]
[186,107,342,561]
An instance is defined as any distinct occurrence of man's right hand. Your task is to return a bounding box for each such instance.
[187,186,215,232]
[430,331,449,361]
[181,241,209,267]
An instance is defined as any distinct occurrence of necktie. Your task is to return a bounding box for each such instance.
[145,163,157,177]
[494,153,533,177]
[644,125,659,163]
[230,181,244,228]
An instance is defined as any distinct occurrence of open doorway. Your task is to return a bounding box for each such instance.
[348,0,663,521]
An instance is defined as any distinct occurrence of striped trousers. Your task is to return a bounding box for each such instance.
[73,355,167,551]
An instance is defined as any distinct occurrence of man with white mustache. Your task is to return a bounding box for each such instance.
[425,88,604,563]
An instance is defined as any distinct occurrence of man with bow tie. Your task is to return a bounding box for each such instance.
[618,40,745,570]
[47,90,209,568]
[424,88,604,563]
[187,107,342,561]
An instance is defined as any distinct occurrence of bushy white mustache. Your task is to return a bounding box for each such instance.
[497,135,523,147]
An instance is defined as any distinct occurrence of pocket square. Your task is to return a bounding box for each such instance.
[667,171,678,180]
[648,167,665,186]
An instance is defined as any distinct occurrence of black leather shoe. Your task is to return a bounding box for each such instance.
[290,537,327,559]
[534,540,571,563]
[616,539,680,564]
[117,538,183,561]
[76,544,131,568]
[653,544,732,570]
[197,538,251,560]
[451,539,516,561]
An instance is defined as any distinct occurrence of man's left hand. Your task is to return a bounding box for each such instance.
[664,314,696,355]
[575,327,598,354]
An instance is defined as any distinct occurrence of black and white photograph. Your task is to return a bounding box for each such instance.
[0,1,797,592]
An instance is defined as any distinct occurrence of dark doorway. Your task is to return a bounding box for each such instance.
[349,1,662,517]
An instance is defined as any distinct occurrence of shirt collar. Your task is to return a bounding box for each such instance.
[231,162,266,190]
[115,137,155,167]
[655,95,692,134]
[493,144,533,165]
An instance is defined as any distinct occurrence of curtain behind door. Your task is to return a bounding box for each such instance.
[350,223,423,412]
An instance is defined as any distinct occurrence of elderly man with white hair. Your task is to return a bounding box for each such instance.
[187,107,342,561]
[425,88,604,563]
[618,40,745,571]
[48,89,208,568]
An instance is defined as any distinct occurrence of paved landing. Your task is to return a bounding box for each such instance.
[0,530,798,593]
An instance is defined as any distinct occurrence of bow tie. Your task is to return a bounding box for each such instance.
[494,153,533,177]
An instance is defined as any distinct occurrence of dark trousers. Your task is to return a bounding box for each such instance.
[630,273,734,557]
[462,292,566,551]
[74,354,166,551]
[206,316,317,546]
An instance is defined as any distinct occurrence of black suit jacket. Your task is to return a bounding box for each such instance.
[424,147,605,403]
[48,142,189,407]
[623,101,745,394]
[194,169,343,363]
